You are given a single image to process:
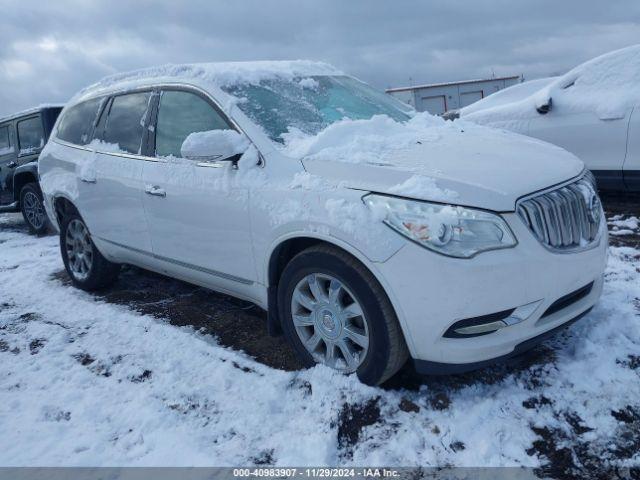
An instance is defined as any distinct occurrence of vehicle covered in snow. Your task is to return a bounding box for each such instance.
[38,61,607,385]
[446,45,640,192]
[0,105,63,233]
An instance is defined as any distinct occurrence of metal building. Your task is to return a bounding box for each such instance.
[386,75,522,115]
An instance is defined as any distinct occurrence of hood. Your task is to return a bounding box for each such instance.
[299,120,584,212]
[459,76,557,117]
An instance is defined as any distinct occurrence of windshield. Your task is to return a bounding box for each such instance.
[221,75,412,142]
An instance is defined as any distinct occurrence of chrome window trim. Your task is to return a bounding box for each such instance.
[52,138,167,163]
[53,82,264,167]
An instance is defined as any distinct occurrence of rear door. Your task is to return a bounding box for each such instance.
[141,87,256,292]
[80,91,154,257]
[0,122,16,204]
[17,114,45,162]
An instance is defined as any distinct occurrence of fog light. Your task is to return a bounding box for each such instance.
[444,301,541,338]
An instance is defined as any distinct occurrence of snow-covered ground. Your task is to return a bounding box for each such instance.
[0,207,639,476]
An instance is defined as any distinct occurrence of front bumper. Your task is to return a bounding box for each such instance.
[371,212,608,367]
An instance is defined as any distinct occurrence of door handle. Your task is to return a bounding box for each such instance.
[80,178,96,184]
[145,185,166,197]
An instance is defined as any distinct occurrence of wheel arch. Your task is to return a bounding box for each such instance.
[52,195,80,226]
[12,169,39,202]
[265,234,404,342]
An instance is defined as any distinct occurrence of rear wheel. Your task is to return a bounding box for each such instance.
[20,183,49,235]
[60,213,120,291]
[279,244,409,385]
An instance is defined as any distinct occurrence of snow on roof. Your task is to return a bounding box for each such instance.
[0,103,65,125]
[386,75,521,93]
[77,60,343,99]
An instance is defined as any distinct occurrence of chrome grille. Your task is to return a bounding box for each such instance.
[517,174,602,251]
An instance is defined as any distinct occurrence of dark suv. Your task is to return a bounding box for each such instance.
[0,105,63,233]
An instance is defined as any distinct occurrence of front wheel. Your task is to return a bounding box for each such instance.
[60,213,120,291]
[278,244,409,385]
[20,183,49,235]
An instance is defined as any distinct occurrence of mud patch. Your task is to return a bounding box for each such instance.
[527,404,640,479]
[52,266,304,372]
[337,397,382,456]
[130,369,152,383]
[29,338,46,355]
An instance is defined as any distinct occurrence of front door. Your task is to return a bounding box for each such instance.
[528,85,631,190]
[141,88,256,290]
[0,123,16,205]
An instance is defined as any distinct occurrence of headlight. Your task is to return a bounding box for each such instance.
[364,194,517,258]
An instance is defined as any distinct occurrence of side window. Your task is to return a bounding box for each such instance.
[0,125,12,155]
[155,90,231,158]
[56,98,103,146]
[102,92,152,154]
[17,117,44,154]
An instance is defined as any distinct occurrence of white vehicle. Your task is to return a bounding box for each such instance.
[450,45,640,192]
[38,61,607,385]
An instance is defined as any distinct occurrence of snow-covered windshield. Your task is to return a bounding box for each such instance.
[222,75,412,142]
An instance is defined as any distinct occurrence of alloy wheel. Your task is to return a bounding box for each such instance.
[23,191,46,230]
[291,273,370,372]
[65,219,94,281]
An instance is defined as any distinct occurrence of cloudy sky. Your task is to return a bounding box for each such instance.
[1,0,639,117]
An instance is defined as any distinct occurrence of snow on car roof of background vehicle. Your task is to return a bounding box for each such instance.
[464,44,640,122]
[76,61,343,100]
[0,103,65,125]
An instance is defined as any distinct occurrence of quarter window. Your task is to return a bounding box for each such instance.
[155,90,231,158]
[0,125,11,155]
[17,117,44,154]
[102,92,152,154]
[57,98,103,146]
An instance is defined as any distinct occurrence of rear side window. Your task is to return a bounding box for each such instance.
[102,92,152,154]
[155,90,231,158]
[17,117,44,154]
[0,125,12,155]
[56,98,103,145]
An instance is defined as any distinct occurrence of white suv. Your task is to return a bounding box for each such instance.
[38,61,607,385]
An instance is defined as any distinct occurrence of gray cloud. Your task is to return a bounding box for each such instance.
[1,0,639,116]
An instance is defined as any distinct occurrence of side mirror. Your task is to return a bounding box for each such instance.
[181,129,250,164]
[535,96,552,115]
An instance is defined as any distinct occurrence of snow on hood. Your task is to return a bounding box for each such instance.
[289,113,584,211]
[464,44,640,123]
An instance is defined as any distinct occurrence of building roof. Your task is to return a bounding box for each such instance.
[386,75,521,93]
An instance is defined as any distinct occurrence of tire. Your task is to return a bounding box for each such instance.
[60,212,120,291]
[20,183,50,235]
[278,244,409,385]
